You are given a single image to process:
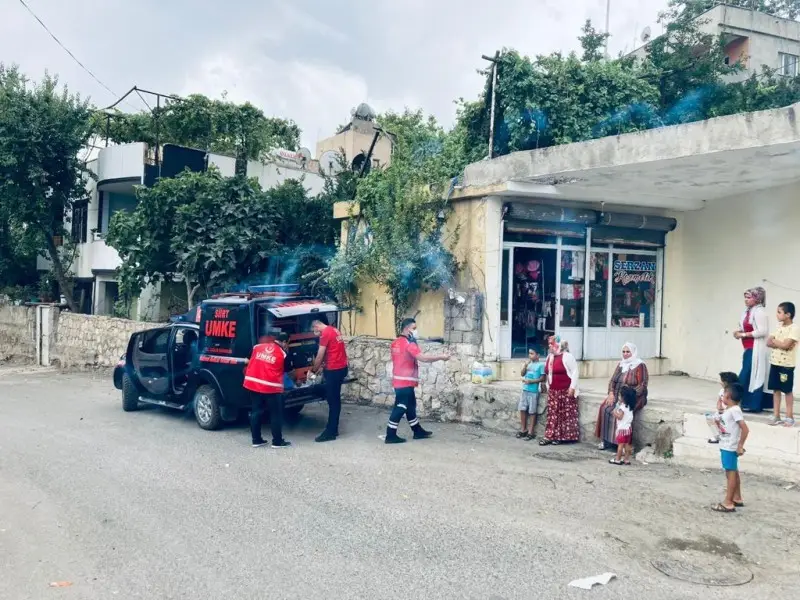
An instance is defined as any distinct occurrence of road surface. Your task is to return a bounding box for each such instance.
[1,367,798,599]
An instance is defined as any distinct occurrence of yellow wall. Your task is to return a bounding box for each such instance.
[316,129,393,169]
[337,198,487,340]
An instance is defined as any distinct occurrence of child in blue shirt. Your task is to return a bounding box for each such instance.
[518,349,545,440]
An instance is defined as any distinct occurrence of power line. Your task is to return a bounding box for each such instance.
[17,0,117,100]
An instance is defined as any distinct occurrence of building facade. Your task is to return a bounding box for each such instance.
[341,101,800,386]
[629,4,800,80]
[39,142,325,320]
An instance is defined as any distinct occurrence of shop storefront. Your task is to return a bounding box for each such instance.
[497,203,675,361]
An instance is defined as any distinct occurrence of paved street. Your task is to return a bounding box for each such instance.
[1,368,799,599]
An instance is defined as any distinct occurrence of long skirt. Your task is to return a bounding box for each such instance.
[595,402,617,446]
[739,348,773,412]
[544,388,580,442]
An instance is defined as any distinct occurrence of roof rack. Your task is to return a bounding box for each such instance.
[210,284,304,301]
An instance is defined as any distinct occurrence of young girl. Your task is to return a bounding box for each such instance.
[609,386,636,465]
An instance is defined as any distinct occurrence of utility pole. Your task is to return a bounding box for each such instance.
[605,0,611,58]
[482,51,500,159]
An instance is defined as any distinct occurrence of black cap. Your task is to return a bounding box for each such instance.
[275,332,289,342]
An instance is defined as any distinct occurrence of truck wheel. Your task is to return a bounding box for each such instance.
[122,374,140,412]
[194,385,222,430]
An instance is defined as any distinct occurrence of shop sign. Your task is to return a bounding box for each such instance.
[613,260,656,285]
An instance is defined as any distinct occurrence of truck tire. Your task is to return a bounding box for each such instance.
[122,374,140,412]
[194,384,223,431]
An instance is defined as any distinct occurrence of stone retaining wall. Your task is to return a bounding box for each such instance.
[343,337,480,420]
[0,305,36,362]
[53,312,159,368]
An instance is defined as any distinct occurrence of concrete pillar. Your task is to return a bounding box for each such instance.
[482,196,504,361]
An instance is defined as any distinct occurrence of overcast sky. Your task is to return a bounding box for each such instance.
[3,0,669,150]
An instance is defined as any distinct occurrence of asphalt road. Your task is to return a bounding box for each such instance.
[1,367,799,600]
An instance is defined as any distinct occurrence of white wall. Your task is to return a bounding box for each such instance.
[97,143,145,183]
[662,182,800,384]
[245,160,325,197]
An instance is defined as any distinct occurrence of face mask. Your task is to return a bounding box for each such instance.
[410,329,419,340]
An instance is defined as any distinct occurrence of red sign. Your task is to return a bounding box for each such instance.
[205,320,237,338]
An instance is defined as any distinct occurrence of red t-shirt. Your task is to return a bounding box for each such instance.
[742,310,755,350]
[243,342,285,394]
[391,336,421,388]
[320,326,348,370]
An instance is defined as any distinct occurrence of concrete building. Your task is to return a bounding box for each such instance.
[629,4,800,80]
[316,103,394,174]
[40,142,324,320]
[341,101,800,387]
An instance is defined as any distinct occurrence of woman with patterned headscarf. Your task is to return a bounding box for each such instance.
[539,336,580,445]
[734,286,771,412]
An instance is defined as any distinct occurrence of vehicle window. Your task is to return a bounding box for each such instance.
[140,330,170,354]
[174,328,197,345]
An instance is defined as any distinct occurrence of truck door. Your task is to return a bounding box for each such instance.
[128,327,171,398]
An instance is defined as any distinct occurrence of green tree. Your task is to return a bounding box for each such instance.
[0,64,94,311]
[343,110,463,331]
[460,49,660,155]
[578,19,609,62]
[96,94,300,171]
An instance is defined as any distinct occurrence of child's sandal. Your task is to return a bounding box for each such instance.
[608,458,623,465]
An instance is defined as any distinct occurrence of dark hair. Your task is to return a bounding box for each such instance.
[725,382,744,404]
[399,318,416,332]
[778,302,796,319]
[719,371,739,385]
[620,386,636,411]
[312,314,329,326]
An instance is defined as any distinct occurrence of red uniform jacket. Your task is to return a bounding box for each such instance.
[391,336,421,389]
[243,342,286,394]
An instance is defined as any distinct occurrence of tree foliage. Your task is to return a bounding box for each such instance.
[671,0,800,20]
[95,94,300,171]
[0,64,94,310]
[107,167,340,309]
[325,110,464,330]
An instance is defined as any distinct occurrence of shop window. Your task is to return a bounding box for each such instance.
[588,251,609,327]
[611,253,657,328]
[559,250,585,328]
[501,249,510,323]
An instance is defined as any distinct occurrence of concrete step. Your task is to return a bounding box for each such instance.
[672,414,800,482]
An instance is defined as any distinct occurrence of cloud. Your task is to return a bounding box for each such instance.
[0,0,670,149]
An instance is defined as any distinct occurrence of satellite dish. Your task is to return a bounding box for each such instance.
[319,150,343,177]
[641,26,652,43]
[298,147,312,162]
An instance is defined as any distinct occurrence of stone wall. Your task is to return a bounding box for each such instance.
[343,337,480,420]
[443,289,483,346]
[53,312,159,368]
[0,305,36,362]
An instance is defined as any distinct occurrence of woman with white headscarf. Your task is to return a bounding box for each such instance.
[539,336,580,446]
[595,342,649,450]
[734,286,771,412]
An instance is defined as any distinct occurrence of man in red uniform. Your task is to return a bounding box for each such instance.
[311,315,348,443]
[386,317,451,444]
[243,333,292,448]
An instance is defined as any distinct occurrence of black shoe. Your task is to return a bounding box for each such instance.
[413,429,433,440]
[252,439,269,448]
[315,431,337,443]
[385,434,407,444]
[271,440,292,448]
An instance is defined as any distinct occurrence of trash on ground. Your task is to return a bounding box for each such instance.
[49,581,73,588]
[568,572,616,590]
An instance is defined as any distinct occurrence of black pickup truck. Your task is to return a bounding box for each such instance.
[113,286,345,430]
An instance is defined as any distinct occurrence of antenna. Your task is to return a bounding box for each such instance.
[319,150,343,177]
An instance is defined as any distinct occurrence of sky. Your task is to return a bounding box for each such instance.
[2,0,670,151]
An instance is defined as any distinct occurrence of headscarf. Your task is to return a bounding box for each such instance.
[549,335,569,355]
[744,287,766,307]
[619,342,643,373]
